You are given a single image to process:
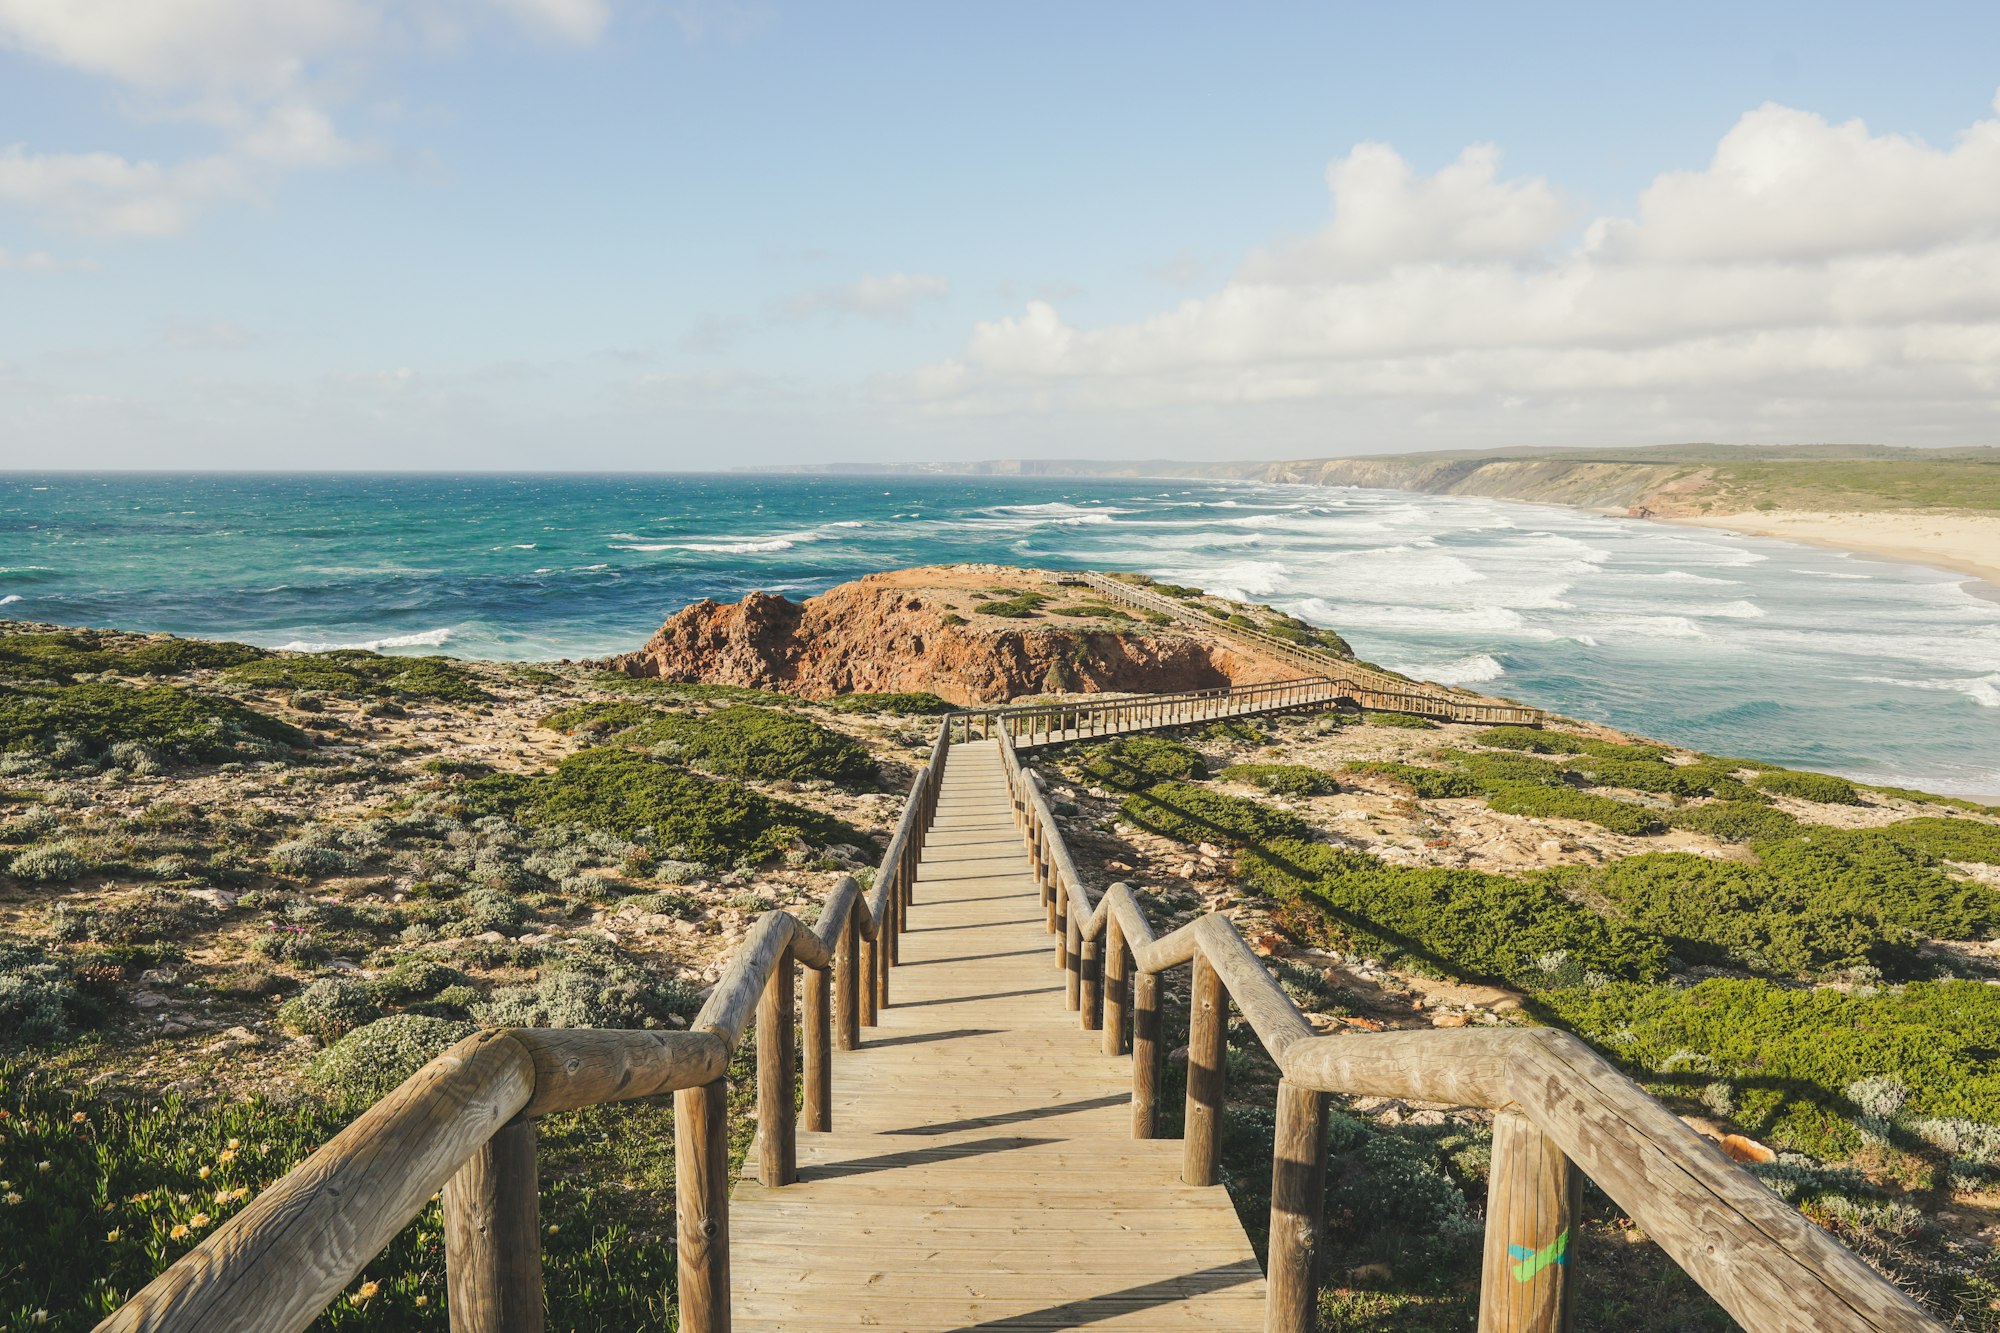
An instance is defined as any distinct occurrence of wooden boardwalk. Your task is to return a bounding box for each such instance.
[731,737,1266,1330]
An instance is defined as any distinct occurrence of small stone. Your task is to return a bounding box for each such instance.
[1430,1012,1471,1028]
[1196,843,1222,858]
[134,991,167,1011]
[139,969,175,985]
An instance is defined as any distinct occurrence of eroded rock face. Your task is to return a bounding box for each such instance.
[606,569,1296,704]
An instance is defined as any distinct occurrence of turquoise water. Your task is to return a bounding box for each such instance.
[3,472,1997,798]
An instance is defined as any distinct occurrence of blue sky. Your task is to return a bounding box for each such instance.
[4,1,2000,469]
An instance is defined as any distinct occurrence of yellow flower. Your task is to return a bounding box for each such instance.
[169,1224,190,1240]
[351,1280,380,1305]
[71,1112,88,1124]
[30,1311,47,1326]
[197,1166,212,1180]
[35,1161,50,1172]
[4,1192,22,1206]
[189,1212,211,1229]
[107,1229,122,1242]
[217,1149,238,1164]
[226,1138,241,1151]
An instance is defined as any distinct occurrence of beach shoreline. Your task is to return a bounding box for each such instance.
[1647,508,2000,594]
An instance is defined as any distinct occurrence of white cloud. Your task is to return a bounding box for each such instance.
[784,272,951,322]
[922,93,2000,447]
[0,246,94,271]
[0,0,612,236]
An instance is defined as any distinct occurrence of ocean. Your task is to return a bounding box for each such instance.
[3,472,1997,798]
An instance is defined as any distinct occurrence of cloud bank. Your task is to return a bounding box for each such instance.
[921,93,2000,447]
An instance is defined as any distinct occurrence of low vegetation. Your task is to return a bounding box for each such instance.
[224,650,488,703]
[1217,763,1341,797]
[0,681,308,768]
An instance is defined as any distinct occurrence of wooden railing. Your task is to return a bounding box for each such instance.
[1062,569,1549,727]
[93,717,954,1333]
[995,730,1942,1333]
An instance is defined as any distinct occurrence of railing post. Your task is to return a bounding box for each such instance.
[1479,1111,1580,1333]
[1079,927,1102,1031]
[859,931,878,1027]
[675,1079,729,1333]
[802,957,831,1134]
[757,944,796,1187]
[1053,878,1070,967]
[1103,914,1129,1057]
[1064,913,1082,1011]
[1183,951,1226,1186]
[836,908,861,1050]
[1266,1079,1328,1333]
[443,1117,543,1333]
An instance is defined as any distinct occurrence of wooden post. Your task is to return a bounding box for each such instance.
[835,910,860,1051]
[1064,914,1082,1011]
[1103,916,1130,1057]
[1079,930,1102,1031]
[443,1118,543,1333]
[802,961,831,1134]
[883,867,900,968]
[859,932,878,1028]
[1266,1080,1328,1333]
[1184,951,1226,1186]
[1053,881,1069,966]
[757,945,796,1187]
[1479,1110,1580,1333]
[676,1080,729,1333]
[1133,968,1161,1138]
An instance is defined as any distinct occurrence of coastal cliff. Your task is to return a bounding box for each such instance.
[606,565,1299,703]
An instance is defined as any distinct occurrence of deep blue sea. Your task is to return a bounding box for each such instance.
[3,472,1997,798]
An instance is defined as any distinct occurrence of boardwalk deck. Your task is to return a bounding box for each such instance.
[731,738,1266,1331]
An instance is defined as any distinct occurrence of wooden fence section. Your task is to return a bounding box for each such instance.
[997,729,1943,1333]
[1061,568,1549,726]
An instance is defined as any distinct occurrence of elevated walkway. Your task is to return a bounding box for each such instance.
[731,738,1264,1329]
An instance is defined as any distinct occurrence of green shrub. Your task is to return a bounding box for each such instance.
[819,691,955,715]
[1361,710,1437,729]
[1473,726,1643,757]
[276,977,382,1043]
[1342,761,1480,800]
[1559,854,1892,976]
[0,941,96,1045]
[1754,769,1864,805]
[0,806,60,842]
[267,837,363,879]
[1752,827,1999,940]
[1542,978,2000,1156]
[1119,782,1311,847]
[1201,719,1265,743]
[1871,816,2000,865]
[622,705,876,784]
[1665,801,1802,844]
[476,962,701,1030]
[0,631,267,682]
[306,1014,477,1101]
[1077,736,1207,790]
[225,649,486,702]
[540,700,661,734]
[119,638,269,675]
[467,748,861,865]
[1564,753,1758,800]
[8,841,85,882]
[1451,751,1666,836]
[975,592,1051,618]
[1218,763,1339,797]
[1243,839,1669,989]
[1323,1112,1484,1272]
[0,681,307,766]
[366,959,471,1006]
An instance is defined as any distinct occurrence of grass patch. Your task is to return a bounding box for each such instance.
[1754,769,1864,805]
[1361,711,1436,730]
[467,748,862,865]
[1218,763,1340,797]
[0,681,307,767]
[974,591,1052,618]
[1663,800,1802,844]
[1343,761,1480,800]
[225,650,486,703]
[1076,736,1206,791]
[1450,751,1665,836]
[1243,839,1670,989]
[1542,978,2000,1158]
[0,631,268,683]
[819,691,956,716]
[1119,782,1312,847]
[621,705,876,785]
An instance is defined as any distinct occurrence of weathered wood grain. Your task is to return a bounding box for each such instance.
[511,1028,728,1117]
[1265,1080,1327,1333]
[676,1079,730,1333]
[1478,1110,1577,1333]
[757,942,796,1188]
[443,1116,543,1333]
[1184,951,1227,1188]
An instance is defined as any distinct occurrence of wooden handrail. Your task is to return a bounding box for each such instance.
[98,714,961,1333]
[993,727,1942,1333]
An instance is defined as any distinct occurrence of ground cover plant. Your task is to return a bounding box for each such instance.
[0,631,269,683]
[224,650,487,703]
[619,704,877,785]
[1118,781,1311,848]
[0,681,308,768]
[819,691,955,715]
[467,747,862,865]
[1217,762,1340,797]
[1076,735,1207,791]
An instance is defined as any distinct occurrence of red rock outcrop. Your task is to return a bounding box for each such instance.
[607,567,1298,704]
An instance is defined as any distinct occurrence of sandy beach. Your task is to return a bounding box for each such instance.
[1663,509,2000,595]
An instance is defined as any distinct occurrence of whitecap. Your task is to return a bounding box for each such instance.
[277,626,455,652]
[0,594,20,606]
[1854,674,2000,708]
[1587,614,1709,640]
[1387,653,1506,685]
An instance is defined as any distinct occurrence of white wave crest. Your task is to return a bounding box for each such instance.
[1391,652,1506,685]
[277,626,455,652]
[1854,673,2000,708]
[0,594,21,606]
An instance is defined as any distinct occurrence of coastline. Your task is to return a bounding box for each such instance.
[1645,508,2000,595]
